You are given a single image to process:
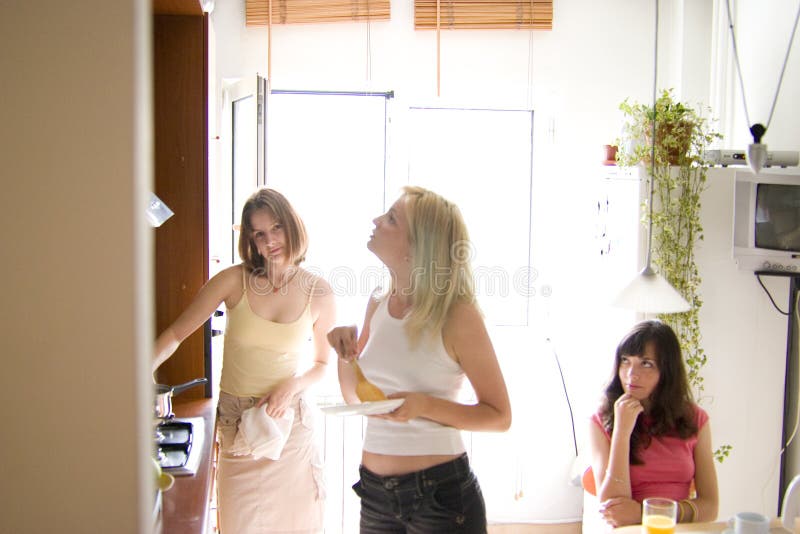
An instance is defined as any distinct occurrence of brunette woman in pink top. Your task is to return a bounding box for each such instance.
[587,320,719,530]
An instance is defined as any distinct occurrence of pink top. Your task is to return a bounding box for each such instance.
[591,405,709,502]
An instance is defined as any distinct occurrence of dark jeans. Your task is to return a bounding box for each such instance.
[352,454,487,534]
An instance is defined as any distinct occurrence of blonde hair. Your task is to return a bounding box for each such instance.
[401,186,476,345]
[238,188,308,273]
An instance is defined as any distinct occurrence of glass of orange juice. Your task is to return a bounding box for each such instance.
[642,498,677,534]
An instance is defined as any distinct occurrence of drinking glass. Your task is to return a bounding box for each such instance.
[642,497,677,534]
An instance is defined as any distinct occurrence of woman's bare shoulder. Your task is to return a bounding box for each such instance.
[213,264,245,286]
[207,264,247,303]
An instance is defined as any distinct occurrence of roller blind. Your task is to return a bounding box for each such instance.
[246,0,390,25]
[415,1,553,30]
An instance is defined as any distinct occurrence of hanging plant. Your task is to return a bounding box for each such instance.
[617,89,730,462]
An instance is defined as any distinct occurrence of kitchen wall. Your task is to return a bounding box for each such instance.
[0,0,795,531]
[0,2,152,533]
[698,168,793,516]
[209,0,800,522]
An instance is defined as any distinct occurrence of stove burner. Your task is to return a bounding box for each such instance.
[155,417,205,476]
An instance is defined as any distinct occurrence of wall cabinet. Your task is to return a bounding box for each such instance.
[153,5,210,399]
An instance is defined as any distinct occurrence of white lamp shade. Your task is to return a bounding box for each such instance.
[612,267,691,314]
[747,143,767,175]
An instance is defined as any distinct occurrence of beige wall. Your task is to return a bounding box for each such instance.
[0,2,152,532]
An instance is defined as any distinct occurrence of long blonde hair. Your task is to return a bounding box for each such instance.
[401,186,476,345]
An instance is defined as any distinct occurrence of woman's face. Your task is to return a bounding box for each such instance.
[368,197,412,267]
[249,209,287,266]
[618,341,661,404]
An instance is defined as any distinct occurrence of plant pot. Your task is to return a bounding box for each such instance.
[643,120,693,165]
[603,145,618,165]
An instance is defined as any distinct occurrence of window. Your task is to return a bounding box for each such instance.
[218,84,631,527]
[407,106,534,326]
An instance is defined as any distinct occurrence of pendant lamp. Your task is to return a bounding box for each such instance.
[613,0,690,315]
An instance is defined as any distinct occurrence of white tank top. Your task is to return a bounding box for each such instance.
[359,295,466,455]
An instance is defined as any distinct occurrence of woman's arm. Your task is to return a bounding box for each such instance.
[594,394,642,500]
[328,293,380,405]
[588,418,634,501]
[153,265,242,372]
[682,422,719,522]
[589,421,642,527]
[383,301,511,432]
[259,276,336,417]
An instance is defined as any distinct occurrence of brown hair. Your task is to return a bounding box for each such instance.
[238,188,308,273]
[599,320,697,464]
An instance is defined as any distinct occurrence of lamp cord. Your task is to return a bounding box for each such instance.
[723,0,800,135]
[547,338,578,457]
[645,0,660,272]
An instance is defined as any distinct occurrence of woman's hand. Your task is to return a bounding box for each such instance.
[613,393,644,437]
[599,496,642,528]
[327,326,359,361]
[375,392,430,422]
[257,377,299,419]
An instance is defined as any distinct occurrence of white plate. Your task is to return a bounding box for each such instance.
[320,399,404,416]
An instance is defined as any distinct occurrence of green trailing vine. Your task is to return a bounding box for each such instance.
[617,89,730,462]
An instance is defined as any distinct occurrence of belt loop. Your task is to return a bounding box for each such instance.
[415,470,425,495]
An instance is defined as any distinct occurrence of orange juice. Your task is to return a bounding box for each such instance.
[643,514,675,534]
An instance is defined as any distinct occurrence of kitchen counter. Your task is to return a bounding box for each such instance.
[161,397,217,534]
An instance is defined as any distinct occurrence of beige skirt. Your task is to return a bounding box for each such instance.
[216,392,325,534]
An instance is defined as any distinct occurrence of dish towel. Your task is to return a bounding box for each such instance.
[230,404,294,460]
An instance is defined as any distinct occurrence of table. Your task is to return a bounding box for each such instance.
[612,518,791,532]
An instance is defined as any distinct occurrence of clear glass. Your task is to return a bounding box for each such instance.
[642,497,677,534]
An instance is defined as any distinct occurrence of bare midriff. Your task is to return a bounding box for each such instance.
[361,451,463,476]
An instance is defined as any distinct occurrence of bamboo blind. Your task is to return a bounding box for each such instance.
[246,0,390,25]
[415,1,553,30]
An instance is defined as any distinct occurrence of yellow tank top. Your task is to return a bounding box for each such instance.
[219,269,315,398]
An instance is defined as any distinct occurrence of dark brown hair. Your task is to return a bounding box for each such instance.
[238,188,308,273]
[600,320,697,464]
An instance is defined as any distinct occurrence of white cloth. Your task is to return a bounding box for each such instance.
[230,404,294,460]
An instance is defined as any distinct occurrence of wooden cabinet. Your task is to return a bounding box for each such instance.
[153,6,210,398]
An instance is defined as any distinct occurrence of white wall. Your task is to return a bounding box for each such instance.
[0,2,152,532]
[698,168,792,517]
[209,0,800,524]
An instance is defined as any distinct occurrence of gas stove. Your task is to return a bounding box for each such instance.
[155,417,205,476]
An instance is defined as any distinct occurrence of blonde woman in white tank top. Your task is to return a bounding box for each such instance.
[328,186,511,533]
[154,188,335,533]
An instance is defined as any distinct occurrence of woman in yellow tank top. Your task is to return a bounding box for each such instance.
[154,188,335,533]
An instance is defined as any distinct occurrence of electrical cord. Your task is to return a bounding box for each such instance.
[762,289,800,510]
[548,337,578,457]
[757,273,790,316]
[724,0,800,133]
